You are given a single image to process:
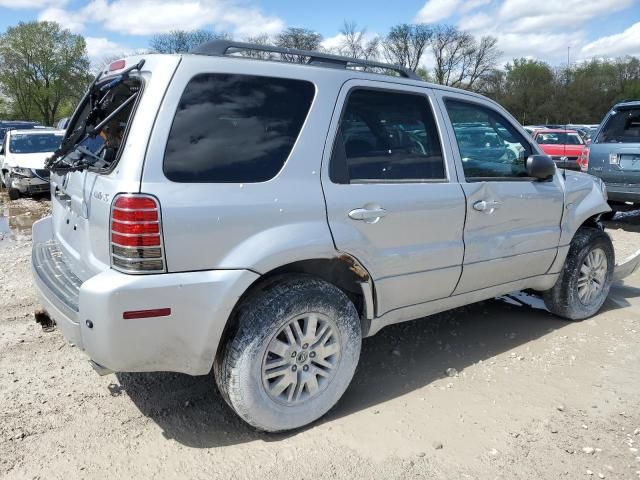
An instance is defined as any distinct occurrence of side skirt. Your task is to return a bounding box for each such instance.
[366,273,559,337]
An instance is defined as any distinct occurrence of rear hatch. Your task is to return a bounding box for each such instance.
[589,105,640,185]
[46,55,180,281]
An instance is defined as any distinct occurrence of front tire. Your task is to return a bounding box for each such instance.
[8,187,20,200]
[543,227,614,320]
[214,275,362,432]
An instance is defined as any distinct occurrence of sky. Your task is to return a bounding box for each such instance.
[1,0,639,68]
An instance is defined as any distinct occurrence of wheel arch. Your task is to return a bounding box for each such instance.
[214,255,376,365]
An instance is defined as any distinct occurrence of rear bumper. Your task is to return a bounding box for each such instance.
[32,216,259,375]
[604,182,640,203]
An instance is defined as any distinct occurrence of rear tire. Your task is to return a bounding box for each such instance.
[543,227,614,320]
[214,275,362,432]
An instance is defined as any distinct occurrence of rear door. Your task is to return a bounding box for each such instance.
[322,80,466,316]
[437,92,564,294]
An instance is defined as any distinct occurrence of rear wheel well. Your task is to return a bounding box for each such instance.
[215,257,373,364]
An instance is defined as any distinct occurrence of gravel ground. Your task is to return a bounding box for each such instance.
[1,194,639,480]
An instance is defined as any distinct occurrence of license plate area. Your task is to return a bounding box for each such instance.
[619,154,640,171]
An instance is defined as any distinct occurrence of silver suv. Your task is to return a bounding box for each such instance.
[33,41,618,432]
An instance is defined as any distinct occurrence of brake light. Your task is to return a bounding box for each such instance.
[109,59,126,72]
[110,194,166,273]
[577,147,589,172]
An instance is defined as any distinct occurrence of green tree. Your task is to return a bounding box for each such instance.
[499,58,556,125]
[0,21,90,125]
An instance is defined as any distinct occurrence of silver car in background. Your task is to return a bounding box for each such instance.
[32,41,625,432]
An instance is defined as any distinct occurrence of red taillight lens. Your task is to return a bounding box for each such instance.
[577,148,589,172]
[111,232,161,247]
[114,196,157,209]
[110,194,165,273]
[109,59,126,72]
[112,209,158,222]
[112,221,160,235]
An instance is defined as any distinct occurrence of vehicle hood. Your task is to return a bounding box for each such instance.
[539,144,585,156]
[4,152,53,169]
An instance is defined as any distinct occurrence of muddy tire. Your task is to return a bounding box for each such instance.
[8,187,20,201]
[214,275,362,432]
[543,227,614,320]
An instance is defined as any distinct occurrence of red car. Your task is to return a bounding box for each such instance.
[533,129,588,171]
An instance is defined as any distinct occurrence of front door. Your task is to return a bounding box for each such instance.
[437,93,564,294]
[321,80,466,316]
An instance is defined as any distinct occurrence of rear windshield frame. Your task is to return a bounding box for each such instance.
[595,106,640,144]
[61,74,145,175]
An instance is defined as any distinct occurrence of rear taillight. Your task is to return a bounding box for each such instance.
[577,147,589,172]
[110,194,166,273]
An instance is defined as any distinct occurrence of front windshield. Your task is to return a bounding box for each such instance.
[596,108,640,143]
[536,132,583,145]
[9,133,63,154]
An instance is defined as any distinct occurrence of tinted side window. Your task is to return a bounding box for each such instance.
[331,89,445,183]
[164,74,314,183]
[445,100,531,181]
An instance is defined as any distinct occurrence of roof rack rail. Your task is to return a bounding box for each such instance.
[190,40,422,81]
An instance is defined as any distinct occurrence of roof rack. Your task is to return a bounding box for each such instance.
[190,40,422,81]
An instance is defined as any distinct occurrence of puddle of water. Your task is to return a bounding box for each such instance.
[0,191,50,247]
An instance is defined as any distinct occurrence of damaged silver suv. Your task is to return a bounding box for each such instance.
[32,41,637,432]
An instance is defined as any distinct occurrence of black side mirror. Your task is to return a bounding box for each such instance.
[526,154,556,180]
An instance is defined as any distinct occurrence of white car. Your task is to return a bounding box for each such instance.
[0,129,64,200]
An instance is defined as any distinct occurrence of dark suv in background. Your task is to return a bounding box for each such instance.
[585,100,640,217]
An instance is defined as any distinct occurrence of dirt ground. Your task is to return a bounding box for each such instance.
[1,193,639,480]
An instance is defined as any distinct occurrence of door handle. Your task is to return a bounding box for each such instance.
[473,200,502,212]
[348,207,387,223]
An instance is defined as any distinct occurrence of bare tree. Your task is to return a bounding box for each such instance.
[274,27,323,63]
[382,24,432,71]
[464,36,501,88]
[431,26,501,90]
[242,34,276,60]
[336,21,380,60]
[150,30,230,54]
